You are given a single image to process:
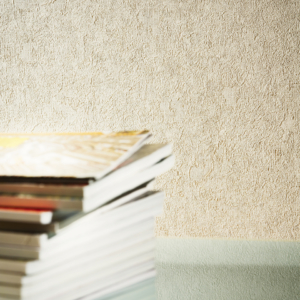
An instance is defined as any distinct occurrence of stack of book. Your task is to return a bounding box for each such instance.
[0,131,174,300]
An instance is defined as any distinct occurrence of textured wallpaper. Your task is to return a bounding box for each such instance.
[0,0,299,240]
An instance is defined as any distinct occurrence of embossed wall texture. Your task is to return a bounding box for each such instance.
[0,0,299,240]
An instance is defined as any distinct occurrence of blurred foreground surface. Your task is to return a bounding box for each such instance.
[95,278,155,300]
[155,237,300,300]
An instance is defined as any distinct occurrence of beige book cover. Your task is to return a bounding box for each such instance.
[0,131,150,179]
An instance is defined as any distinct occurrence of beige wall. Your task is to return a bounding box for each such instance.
[1,0,299,240]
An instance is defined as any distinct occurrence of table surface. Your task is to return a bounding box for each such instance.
[96,278,155,300]
[98,237,300,300]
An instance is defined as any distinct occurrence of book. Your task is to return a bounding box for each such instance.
[0,192,163,272]
[0,131,150,179]
[0,143,171,197]
[0,260,155,300]
[0,145,173,212]
[0,192,163,260]
[0,183,153,247]
[0,255,154,300]
[0,232,47,248]
[0,231,155,287]
[0,219,155,277]
[0,207,52,224]
[0,131,174,300]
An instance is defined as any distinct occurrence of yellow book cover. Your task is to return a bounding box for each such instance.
[0,131,150,179]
